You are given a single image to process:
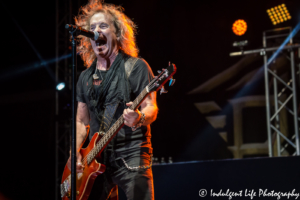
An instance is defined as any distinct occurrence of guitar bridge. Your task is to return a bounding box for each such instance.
[60,178,70,198]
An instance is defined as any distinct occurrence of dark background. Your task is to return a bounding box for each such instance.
[1,0,300,199]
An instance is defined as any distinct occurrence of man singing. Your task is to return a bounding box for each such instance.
[67,0,158,199]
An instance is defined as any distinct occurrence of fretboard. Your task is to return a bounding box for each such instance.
[86,86,149,164]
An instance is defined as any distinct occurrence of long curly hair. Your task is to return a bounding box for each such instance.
[75,0,139,67]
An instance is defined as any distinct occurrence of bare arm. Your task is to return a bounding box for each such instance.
[76,102,90,151]
[67,102,89,171]
[139,92,158,125]
[123,92,158,127]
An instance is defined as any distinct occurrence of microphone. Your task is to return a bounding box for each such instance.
[65,24,99,40]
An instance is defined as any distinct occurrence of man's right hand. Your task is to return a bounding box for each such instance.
[67,151,84,173]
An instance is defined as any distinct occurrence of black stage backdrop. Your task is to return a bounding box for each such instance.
[1,0,300,199]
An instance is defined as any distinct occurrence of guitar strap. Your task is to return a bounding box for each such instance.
[98,57,139,134]
[124,57,138,79]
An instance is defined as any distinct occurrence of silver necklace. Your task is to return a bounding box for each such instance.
[93,67,103,80]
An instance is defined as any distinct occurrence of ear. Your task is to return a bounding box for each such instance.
[116,30,121,38]
[116,31,121,42]
[114,23,121,38]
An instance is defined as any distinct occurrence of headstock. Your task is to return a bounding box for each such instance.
[148,62,177,94]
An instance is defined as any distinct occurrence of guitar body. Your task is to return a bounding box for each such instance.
[61,132,106,200]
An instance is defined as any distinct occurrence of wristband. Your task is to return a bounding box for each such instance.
[131,112,146,131]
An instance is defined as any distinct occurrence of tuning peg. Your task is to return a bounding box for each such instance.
[160,86,168,95]
[169,77,176,86]
[157,70,162,74]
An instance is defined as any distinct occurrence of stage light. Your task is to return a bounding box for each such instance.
[56,82,65,90]
[232,19,247,36]
[267,4,291,25]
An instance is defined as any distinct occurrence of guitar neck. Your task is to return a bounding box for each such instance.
[86,87,149,164]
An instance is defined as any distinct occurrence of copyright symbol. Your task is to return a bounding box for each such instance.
[199,189,207,197]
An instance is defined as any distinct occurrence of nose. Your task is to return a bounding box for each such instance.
[94,25,101,33]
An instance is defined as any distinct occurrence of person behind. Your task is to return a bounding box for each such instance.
[67,0,158,199]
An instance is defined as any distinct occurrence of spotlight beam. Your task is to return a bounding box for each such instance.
[0,54,71,80]
[267,23,300,65]
[2,2,56,81]
[227,23,300,99]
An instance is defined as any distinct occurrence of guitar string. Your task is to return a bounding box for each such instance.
[80,87,148,165]
[81,90,153,165]
[80,70,169,166]
[80,70,168,166]
[80,74,161,165]
[80,69,170,166]
[80,88,148,165]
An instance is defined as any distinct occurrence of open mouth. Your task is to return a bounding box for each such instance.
[96,37,106,46]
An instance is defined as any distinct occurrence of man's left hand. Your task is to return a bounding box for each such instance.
[123,102,141,127]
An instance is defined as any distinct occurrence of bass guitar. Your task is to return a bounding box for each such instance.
[61,62,177,200]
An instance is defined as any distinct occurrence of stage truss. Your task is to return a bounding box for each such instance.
[55,0,81,199]
[230,27,300,157]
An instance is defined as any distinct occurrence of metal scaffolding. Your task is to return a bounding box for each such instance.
[55,0,86,198]
[55,0,80,199]
[263,27,300,157]
[230,27,300,158]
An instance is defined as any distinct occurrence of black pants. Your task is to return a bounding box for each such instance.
[88,153,154,200]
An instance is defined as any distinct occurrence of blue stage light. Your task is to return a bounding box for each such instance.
[56,82,65,91]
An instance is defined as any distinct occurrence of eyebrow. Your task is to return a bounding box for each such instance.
[90,22,100,26]
[91,22,109,27]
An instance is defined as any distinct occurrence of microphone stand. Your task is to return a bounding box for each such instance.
[69,27,77,200]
